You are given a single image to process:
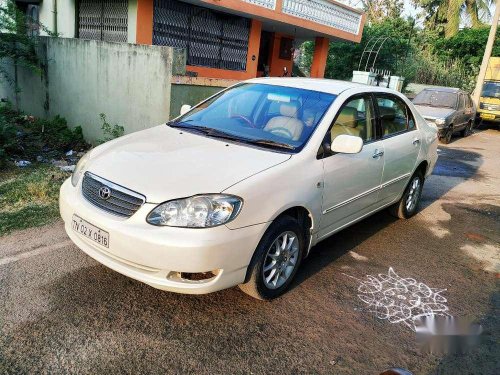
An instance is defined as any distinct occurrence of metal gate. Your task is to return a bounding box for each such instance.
[153,0,250,71]
[78,0,128,43]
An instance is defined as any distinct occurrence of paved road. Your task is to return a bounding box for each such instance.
[1,128,499,374]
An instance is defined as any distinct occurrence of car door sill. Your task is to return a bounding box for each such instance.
[316,198,400,243]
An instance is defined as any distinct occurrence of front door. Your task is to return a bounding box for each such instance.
[375,94,421,205]
[318,95,385,239]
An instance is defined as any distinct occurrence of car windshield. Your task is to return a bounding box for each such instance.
[413,90,458,108]
[481,81,500,98]
[170,83,336,152]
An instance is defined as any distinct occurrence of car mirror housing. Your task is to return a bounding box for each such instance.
[180,104,192,116]
[330,134,363,154]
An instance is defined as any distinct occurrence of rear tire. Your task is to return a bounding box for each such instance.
[389,170,424,219]
[239,216,305,301]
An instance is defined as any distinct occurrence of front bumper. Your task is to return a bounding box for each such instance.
[478,111,500,123]
[59,178,268,294]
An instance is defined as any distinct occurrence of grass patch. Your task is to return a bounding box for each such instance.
[0,164,67,236]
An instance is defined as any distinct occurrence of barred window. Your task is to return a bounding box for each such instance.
[153,0,250,71]
[78,0,128,43]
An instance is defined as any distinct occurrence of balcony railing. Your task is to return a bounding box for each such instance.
[242,0,276,10]
[282,0,362,35]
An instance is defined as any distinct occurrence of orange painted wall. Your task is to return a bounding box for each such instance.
[268,33,294,77]
[310,37,330,78]
[185,19,262,80]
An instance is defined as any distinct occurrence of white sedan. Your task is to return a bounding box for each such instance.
[60,78,438,300]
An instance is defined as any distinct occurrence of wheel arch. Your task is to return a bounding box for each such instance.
[242,205,314,284]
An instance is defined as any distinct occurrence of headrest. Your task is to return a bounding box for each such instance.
[336,107,357,128]
[379,106,396,121]
[280,102,299,118]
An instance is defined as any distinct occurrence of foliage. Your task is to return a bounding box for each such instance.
[0,0,54,85]
[298,10,498,91]
[298,18,415,80]
[412,0,493,37]
[362,0,404,22]
[97,113,125,144]
[430,26,500,67]
[0,164,66,236]
[0,102,89,166]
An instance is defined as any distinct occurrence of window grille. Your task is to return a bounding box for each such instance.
[78,0,128,43]
[153,0,250,71]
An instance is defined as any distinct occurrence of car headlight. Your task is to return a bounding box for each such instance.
[71,151,90,187]
[435,118,446,126]
[146,194,243,228]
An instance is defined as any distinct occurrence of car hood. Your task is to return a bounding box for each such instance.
[413,105,455,120]
[86,125,291,203]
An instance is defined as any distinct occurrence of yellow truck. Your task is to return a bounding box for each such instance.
[477,57,500,123]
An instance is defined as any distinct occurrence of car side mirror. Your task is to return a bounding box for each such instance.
[330,134,363,154]
[180,104,192,116]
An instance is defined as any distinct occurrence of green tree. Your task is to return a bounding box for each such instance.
[362,0,404,22]
[413,0,493,37]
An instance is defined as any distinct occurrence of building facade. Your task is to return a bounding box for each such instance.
[19,0,365,79]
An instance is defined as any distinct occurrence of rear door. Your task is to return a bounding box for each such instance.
[375,94,421,206]
[456,94,467,130]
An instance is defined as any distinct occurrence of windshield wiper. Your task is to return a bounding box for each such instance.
[169,123,295,151]
[245,139,296,150]
[170,123,249,141]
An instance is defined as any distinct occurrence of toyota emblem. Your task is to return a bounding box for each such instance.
[98,186,111,200]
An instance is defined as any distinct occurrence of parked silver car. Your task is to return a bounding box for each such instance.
[412,87,476,144]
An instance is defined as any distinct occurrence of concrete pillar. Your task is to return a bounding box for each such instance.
[136,0,153,44]
[310,37,329,78]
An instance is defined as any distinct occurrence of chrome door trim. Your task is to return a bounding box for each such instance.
[322,185,381,214]
[322,172,411,214]
[380,173,411,189]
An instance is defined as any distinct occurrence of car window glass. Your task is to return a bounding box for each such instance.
[458,94,465,109]
[408,108,416,129]
[328,97,374,143]
[377,96,408,136]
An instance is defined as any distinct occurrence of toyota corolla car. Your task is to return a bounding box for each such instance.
[60,78,438,300]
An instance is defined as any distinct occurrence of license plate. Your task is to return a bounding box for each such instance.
[72,214,109,248]
[480,113,495,120]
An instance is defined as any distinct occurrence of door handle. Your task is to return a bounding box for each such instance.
[413,138,421,146]
[372,149,384,158]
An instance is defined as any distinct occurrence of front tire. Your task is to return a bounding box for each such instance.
[389,171,424,219]
[460,121,473,137]
[439,127,453,144]
[239,216,305,300]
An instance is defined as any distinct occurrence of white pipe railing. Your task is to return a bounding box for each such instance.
[242,0,277,10]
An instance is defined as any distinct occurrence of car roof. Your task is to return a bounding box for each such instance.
[246,77,374,95]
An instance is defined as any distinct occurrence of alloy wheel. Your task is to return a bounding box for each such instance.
[405,177,421,212]
[262,231,299,290]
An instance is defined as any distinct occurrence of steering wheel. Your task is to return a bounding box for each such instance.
[230,115,256,128]
[269,127,294,140]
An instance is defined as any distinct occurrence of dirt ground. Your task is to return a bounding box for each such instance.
[0,127,499,375]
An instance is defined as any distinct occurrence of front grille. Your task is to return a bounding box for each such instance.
[81,172,145,217]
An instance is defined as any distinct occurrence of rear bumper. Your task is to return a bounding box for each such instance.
[59,178,268,294]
